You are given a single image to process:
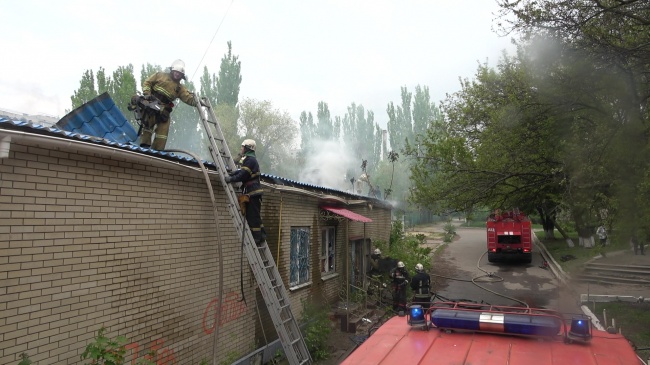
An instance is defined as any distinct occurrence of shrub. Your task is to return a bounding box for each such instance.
[81,327,127,365]
[300,300,332,361]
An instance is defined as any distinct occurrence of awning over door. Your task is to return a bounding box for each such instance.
[321,206,373,223]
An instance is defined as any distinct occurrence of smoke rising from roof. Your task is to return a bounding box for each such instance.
[298,139,359,192]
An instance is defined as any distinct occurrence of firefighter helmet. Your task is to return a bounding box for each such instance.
[415,263,423,272]
[397,261,405,268]
[171,59,186,78]
[373,248,381,255]
[242,139,256,151]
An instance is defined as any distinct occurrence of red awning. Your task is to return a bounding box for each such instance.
[321,206,373,223]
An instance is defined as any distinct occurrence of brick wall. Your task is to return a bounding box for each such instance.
[0,141,256,364]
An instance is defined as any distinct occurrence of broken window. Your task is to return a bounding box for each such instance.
[320,226,336,274]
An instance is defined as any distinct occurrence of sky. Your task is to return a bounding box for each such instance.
[2,0,514,129]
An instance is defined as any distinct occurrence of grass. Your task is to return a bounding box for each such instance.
[592,302,650,361]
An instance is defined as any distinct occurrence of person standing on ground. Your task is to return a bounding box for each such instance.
[596,225,608,246]
[138,59,201,150]
[631,233,645,255]
[410,263,431,310]
[390,261,410,313]
[224,139,266,245]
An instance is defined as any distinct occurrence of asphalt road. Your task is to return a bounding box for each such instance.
[431,226,581,313]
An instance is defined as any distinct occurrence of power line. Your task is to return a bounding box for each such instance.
[190,0,235,82]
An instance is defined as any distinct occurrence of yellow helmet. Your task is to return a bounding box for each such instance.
[242,139,256,151]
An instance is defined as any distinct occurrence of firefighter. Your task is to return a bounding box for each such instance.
[139,59,201,150]
[224,139,267,245]
[389,261,410,313]
[368,248,382,277]
[410,263,431,310]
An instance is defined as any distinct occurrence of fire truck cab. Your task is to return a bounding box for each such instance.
[487,209,533,263]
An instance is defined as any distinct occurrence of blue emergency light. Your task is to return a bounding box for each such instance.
[408,305,427,328]
[568,317,591,342]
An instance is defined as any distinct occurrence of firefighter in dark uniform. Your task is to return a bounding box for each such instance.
[410,263,431,310]
[390,261,410,312]
[224,139,267,245]
[139,59,199,150]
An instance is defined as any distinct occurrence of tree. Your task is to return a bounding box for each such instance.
[200,66,219,107]
[496,0,650,242]
[386,87,412,153]
[341,103,382,185]
[70,70,98,110]
[108,65,138,126]
[216,41,242,106]
[238,98,299,178]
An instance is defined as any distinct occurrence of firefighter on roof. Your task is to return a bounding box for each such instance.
[224,139,267,245]
[138,59,200,150]
[410,263,431,310]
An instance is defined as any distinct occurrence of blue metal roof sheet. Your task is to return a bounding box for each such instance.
[56,92,138,144]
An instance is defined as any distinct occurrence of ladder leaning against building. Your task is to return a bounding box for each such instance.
[193,95,312,365]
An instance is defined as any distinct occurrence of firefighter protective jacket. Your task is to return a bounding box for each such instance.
[142,71,198,107]
[410,271,431,295]
[229,151,263,197]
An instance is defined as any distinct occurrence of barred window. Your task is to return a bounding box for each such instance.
[290,227,311,286]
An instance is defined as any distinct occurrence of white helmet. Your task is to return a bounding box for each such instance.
[397,261,405,268]
[171,59,186,77]
[373,248,381,255]
[242,139,256,151]
[415,263,423,272]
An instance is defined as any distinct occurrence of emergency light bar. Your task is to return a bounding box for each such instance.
[430,307,563,338]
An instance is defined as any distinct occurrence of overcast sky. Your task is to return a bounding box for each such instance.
[2,0,514,128]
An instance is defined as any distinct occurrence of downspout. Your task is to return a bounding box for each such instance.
[277,192,283,267]
[346,218,350,329]
[0,135,10,158]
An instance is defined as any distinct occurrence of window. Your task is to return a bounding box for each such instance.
[320,227,336,274]
[290,227,311,287]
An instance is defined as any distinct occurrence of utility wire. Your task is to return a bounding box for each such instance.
[190,0,235,82]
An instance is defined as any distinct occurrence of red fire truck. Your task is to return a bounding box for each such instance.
[340,301,644,364]
[487,209,533,263]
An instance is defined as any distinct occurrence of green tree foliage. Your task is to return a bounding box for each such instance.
[70,70,98,110]
[341,103,382,179]
[200,66,218,107]
[238,98,299,178]
[216,41,242,106]
[386,87,412,153]
[495,0,650,240]
[109,65,138,126]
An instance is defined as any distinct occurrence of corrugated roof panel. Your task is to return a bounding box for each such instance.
[56,92,137,144]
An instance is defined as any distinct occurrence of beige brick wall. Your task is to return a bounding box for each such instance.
[261,186,392,335]
[0,141,256,364]
[0,138,394,364]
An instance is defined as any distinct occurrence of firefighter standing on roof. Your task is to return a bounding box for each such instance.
[390,261,410,312]
[224,139,267,245]
[410,263,431,310]
[139,59,199,150]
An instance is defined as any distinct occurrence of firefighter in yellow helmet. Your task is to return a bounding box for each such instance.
[224,139,267,245]
[139,59,199,150]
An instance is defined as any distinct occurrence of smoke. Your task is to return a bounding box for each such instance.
[298,139,359,192]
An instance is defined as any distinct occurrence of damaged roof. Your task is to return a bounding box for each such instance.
[0,94,388,206]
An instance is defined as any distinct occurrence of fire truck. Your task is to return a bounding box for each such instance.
[340,301,644,364]
[487,209,533,263]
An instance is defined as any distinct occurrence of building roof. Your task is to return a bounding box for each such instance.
[0,93,391,207]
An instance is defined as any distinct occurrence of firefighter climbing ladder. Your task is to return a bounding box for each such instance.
[193,95,312,365]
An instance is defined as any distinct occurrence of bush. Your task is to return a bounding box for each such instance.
[300,300,332,361]
[81,327,127,365]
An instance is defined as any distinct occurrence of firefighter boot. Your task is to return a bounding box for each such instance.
[253,231,265,246]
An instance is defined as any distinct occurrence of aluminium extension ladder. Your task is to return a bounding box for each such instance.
[193,95,312,365]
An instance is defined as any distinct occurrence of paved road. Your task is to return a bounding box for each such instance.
[430,226,582,313]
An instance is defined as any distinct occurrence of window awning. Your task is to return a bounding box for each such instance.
[321,206,373,223]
